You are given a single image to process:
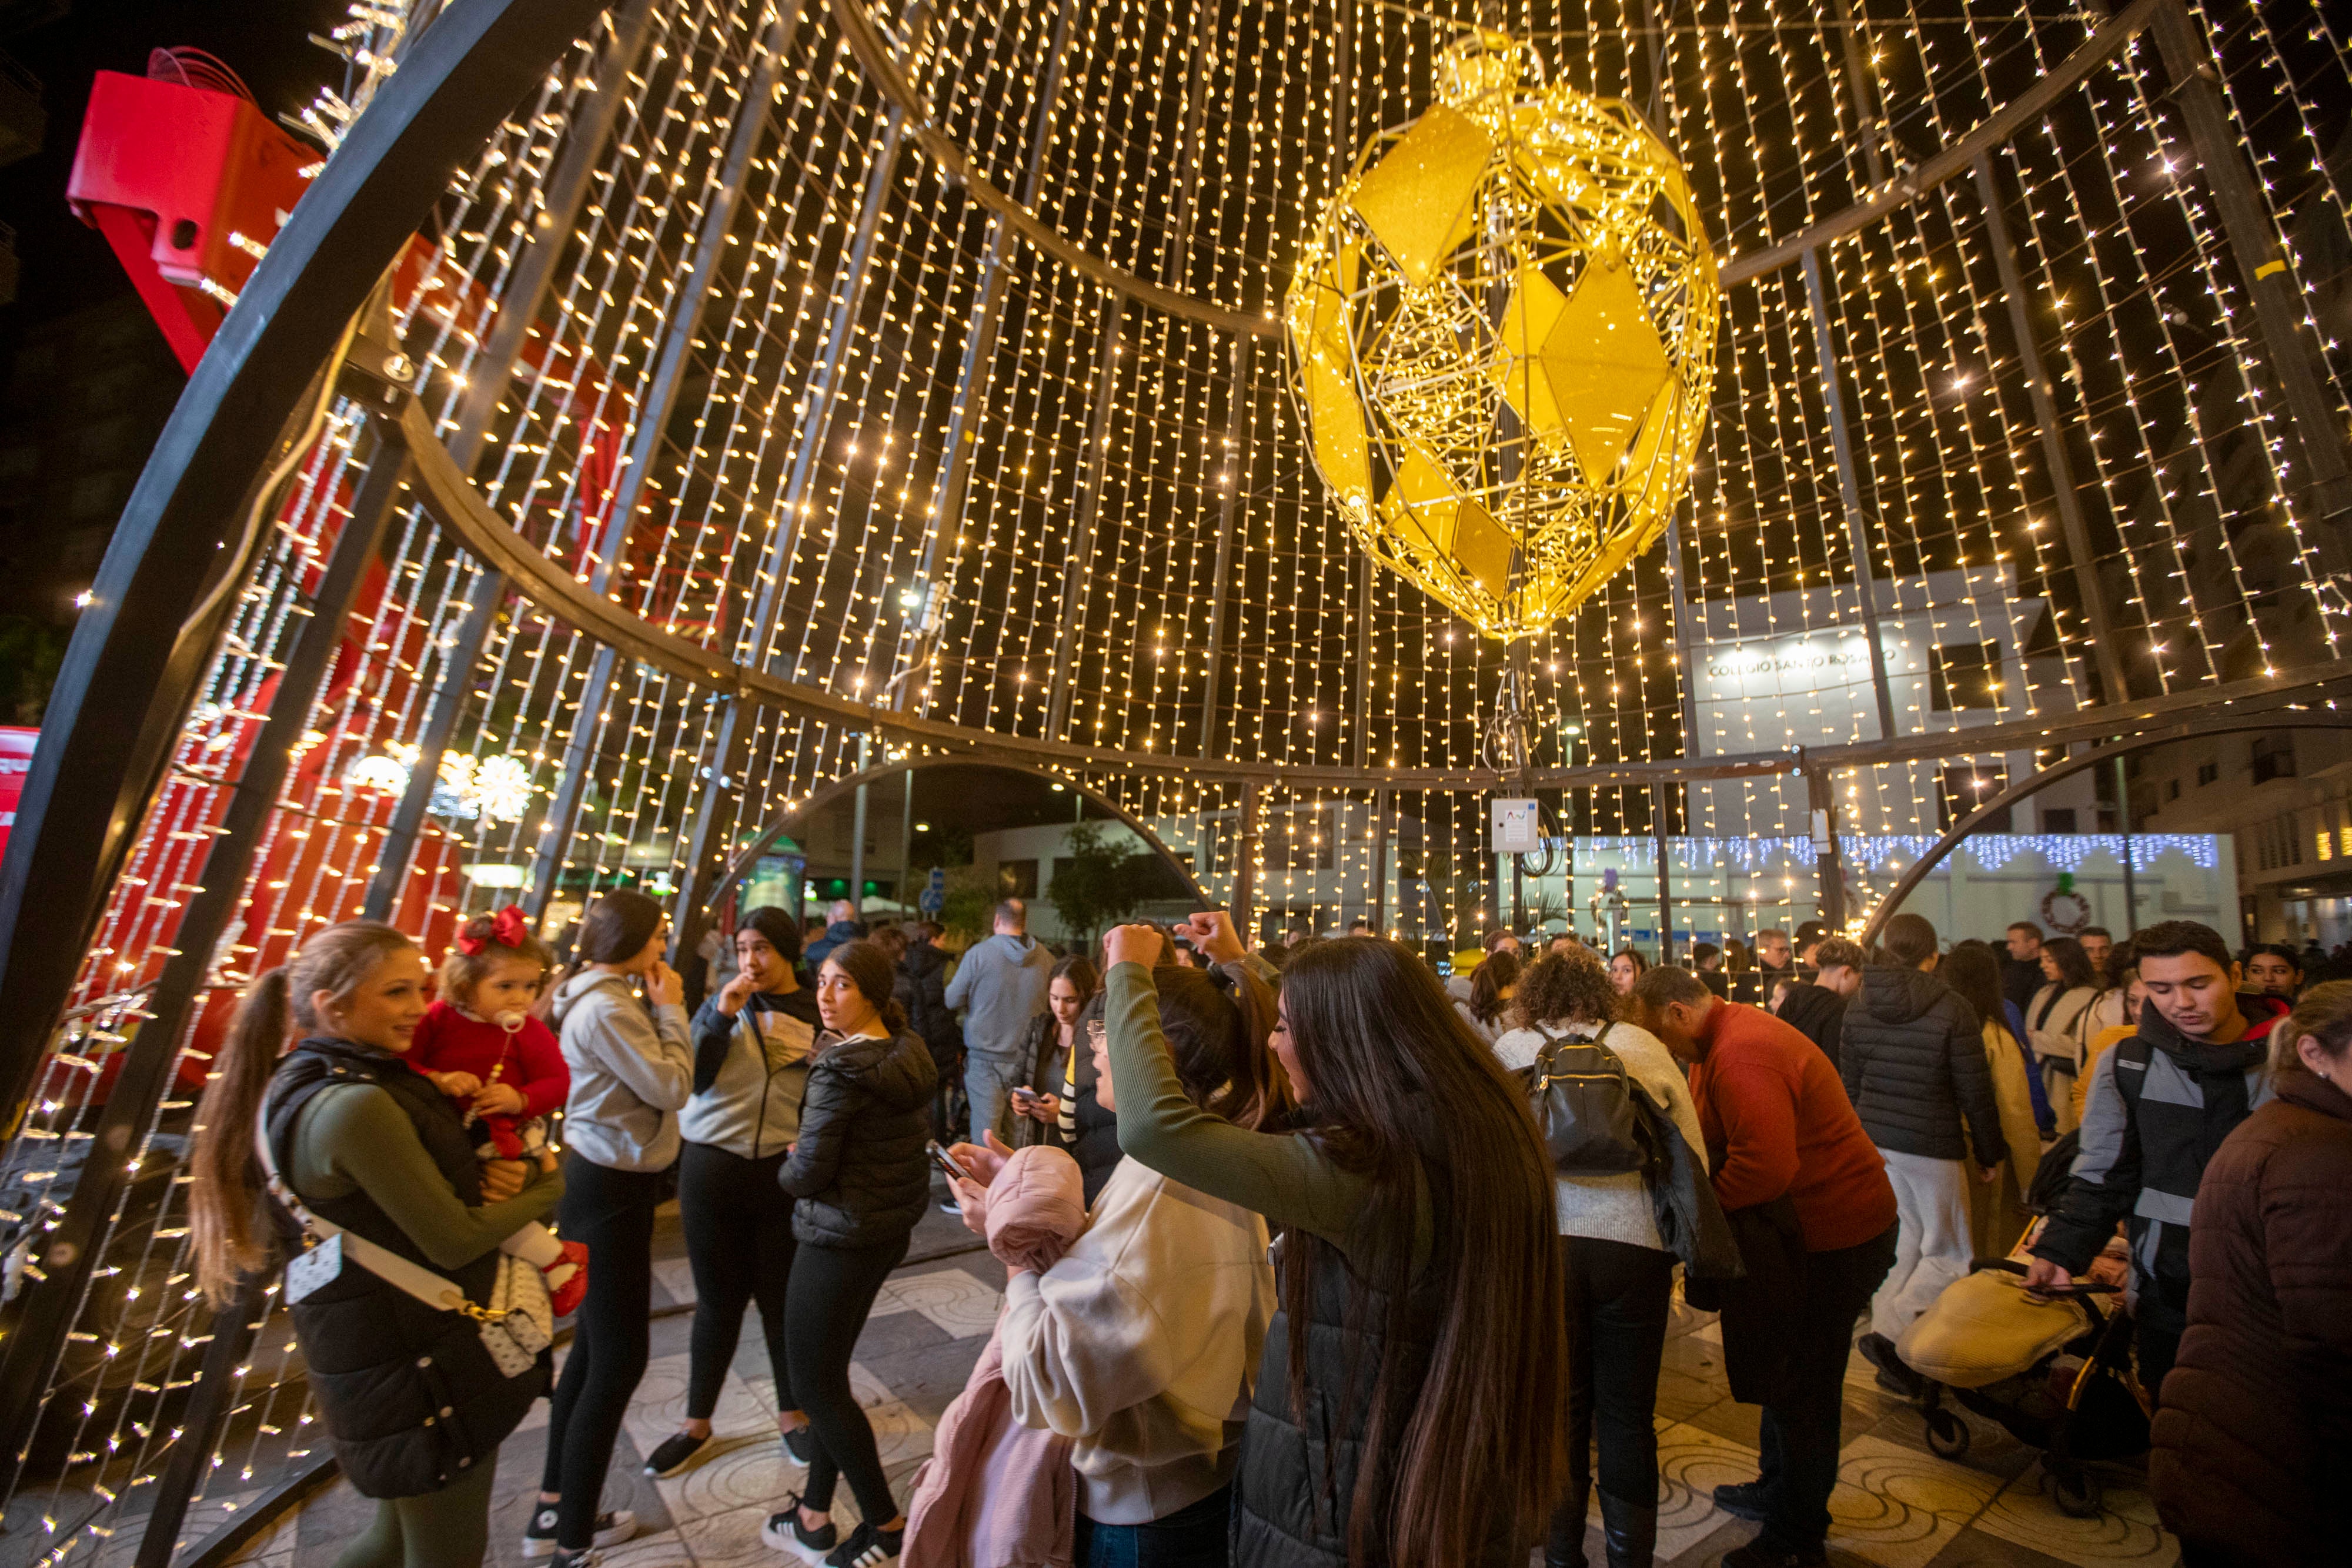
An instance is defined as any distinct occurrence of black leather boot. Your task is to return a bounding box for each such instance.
[1543,1476,1593,1568]
[1598,1487,1659,1568]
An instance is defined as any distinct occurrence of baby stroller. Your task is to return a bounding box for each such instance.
[1888,1132,2151,1518]
[1898,1259,2147,1517]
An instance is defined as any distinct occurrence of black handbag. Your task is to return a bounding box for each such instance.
[1521,1025,1652,1175]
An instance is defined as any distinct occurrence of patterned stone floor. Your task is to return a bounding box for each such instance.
[227,1199,2180,1568]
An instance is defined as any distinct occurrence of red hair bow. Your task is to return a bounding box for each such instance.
[456,905,532,956]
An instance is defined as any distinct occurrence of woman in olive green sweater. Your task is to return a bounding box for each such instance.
[1098,915,1566,1568]
[191,921,565,1568]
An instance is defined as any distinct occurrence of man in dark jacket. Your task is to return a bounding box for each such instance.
[803,899,868,974]
[2001,921,2044,1016]
[2026,920,2287,1406]
[1839,914,2006,1389]
[1773,937,1863,1067]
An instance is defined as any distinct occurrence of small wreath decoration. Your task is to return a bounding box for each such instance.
[2040,872,2091,937]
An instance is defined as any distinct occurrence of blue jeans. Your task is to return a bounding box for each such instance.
[1073,1485,1231,1568]
[965,1051,1025,1145]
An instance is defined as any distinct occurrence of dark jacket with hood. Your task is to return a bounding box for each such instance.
[2033,992,2286,1335]
[779,1027,938,1247]
[265,1038,552,1498]
[2150,1069,2352,1565]
[900,939,960,1061]
[1839,965,2009,1168]
[804,918,867,975]
[1775,981,1848,1069]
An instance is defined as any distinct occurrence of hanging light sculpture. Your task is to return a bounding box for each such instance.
[1287,31,1720,643]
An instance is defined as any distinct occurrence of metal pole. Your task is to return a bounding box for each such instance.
[1806,760,1847,930]
[2149,0,2352,534]
[0,425,415,1490]
[850,784,870,919]
[1802,246,1900,743]
[898,0,1077,706]
[900,765,914,910]
[1230,782,1262,937]
[1652,780,1674,965]
[1972,153,2132,705]
[363,0,669,920]
[1828,0,1888,187]
[667,104,908,962]
[1662,512,1700,758]
[1198,336,1253,756]
[526,22,795,918]
[1045,302,1125,736]
[1371,788,1390,934]
[2116,754,2139,933]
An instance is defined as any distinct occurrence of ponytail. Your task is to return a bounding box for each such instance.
[186,920,418,1307]
[190,968,290,1308]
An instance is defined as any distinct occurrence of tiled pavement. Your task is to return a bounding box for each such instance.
[229,1201,2180,1568]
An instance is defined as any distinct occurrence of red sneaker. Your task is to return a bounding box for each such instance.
[543,1239,589,1316]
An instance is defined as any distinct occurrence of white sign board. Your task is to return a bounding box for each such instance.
[1491,798,1539,853]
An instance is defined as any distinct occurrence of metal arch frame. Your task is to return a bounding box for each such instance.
[0,0,610,1126]
[705,757,1217,922]
[1859,711,2352,946]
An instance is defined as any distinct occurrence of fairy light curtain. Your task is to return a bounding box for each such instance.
[5,0,2350,1560]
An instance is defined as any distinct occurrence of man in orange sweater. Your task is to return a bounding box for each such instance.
[1630,966,1896,1568]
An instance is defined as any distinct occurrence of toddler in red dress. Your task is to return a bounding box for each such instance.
[412,906,586,1312]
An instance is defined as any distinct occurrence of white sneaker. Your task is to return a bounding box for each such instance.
[522,1507,639,1558]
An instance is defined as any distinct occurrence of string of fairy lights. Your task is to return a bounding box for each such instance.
[3,0,2349,1560]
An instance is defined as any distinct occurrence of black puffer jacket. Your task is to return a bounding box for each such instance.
[900,940,962,1068]
[780,1028,937,1247]
[1776,982,1848,1068]
[1839,965,2008,1167]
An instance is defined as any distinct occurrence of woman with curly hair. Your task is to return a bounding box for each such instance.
[1492,948,1707,1568]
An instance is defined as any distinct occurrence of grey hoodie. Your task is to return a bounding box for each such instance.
[945,931,1055,1060]
[550,969,694,1172]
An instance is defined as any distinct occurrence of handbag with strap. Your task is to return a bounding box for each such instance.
[256,1107,553,1378]
[1520,1022,1653,1175]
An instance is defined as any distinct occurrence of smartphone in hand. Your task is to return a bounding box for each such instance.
[926,1139,975,1185]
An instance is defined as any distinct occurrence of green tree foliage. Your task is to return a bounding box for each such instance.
[1045,822,1159,944]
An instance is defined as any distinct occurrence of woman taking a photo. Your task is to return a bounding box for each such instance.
[2153,982,2352,1566]
[948,961,1282,1566]
[644,907,821,1480]
[2025,936,2100,1132]
[1102,912,1566,1568]
[1490,948,1704,1568]
[763,940,937,1568]
[1011,955,1098,1149]
[537,890,693,1564]
[189,921,563,1568]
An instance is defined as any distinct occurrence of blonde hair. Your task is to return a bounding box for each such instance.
[187,921,417,1306]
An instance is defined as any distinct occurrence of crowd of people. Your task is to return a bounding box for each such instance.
[179,887,2348,1568]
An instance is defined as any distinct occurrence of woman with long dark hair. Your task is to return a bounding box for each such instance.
[1492,948,1705,1568]
[536,889,692,1563]
[1458,950,1519,1045]
[1011,954,1098,1149]
[1933,942,2044,1258]
[643,906,821,1480]
[1101,912,1566,1568]
[188,921,564,1567]
[2026,935,2100,1132]
[763,940,937,1568]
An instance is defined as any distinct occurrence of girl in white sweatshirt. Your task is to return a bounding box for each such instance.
[948,964,1283,1567]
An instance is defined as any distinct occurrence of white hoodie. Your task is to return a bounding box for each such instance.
[550,969,693,1171]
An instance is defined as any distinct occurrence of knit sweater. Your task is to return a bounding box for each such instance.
[1491,1018,1706,1251]
[998,1156,1274,1524]
[1688,1000,1895,1252]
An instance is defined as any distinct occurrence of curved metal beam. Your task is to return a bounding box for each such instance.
[828,0,1277,339]
[1721,0,2160,283]
[0,0,610,1121]
[705,757,1214,920]
[1859,710,2352,945]
[406,396,2352,794]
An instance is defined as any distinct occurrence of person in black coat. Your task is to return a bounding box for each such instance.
[766,940,935,1566]
[1773,937,1864,1069]
[1840,915,2007,1393]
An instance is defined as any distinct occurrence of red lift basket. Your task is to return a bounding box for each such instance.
[65,69,315,371]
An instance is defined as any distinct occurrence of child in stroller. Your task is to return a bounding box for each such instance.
[1883,1131,2153,1519]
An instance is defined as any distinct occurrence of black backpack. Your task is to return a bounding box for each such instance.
[1521,1025,1653,1175]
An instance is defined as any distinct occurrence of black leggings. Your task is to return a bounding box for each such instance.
[787,1233,908,1524]
[679,1139,797,1419]
[540,1154,662,1550]
[1554,1235,1675,1548]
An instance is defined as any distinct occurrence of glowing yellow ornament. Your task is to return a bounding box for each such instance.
[1286,31,1719,642]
